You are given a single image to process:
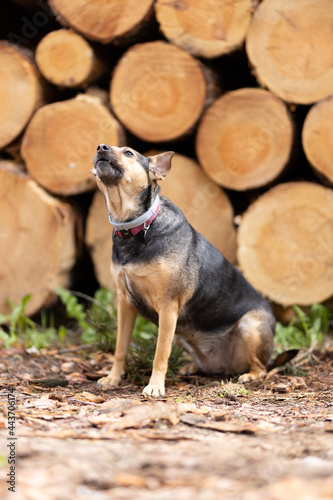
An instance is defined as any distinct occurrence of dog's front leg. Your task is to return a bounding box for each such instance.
[143,303,178,398]
[97,293,137,390]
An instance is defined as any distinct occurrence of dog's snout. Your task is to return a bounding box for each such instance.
[97,144,111,152]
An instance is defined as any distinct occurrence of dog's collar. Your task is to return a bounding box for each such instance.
[109,195,161,238]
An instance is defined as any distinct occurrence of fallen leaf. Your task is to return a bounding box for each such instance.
[114,473,149,488]
[76,392,104,404]
[65,372,87,384]
[103,402,179,431]
[99,398,142,411]
[25,346,39,355]
[61,361,76,373]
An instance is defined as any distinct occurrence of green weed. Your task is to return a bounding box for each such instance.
[56,286,116,346]
[274,303,332,354]
[126,328,183,385]
[220,381,251,398]
[0,295,58,349]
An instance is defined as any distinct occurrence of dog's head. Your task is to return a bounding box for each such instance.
[92,145,174,219]
[93,144,174,186]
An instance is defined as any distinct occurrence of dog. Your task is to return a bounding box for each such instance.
[92,144,276,397]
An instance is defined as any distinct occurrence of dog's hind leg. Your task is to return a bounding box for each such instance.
[229,310,275,383]
[143,302,179,398]
[97,292,137,390]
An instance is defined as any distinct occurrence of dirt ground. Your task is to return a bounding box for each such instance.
[0,347,333,500]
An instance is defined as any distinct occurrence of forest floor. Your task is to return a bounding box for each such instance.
[0,347,333,500]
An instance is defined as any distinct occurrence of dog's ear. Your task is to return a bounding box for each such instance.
[148,151,174,181]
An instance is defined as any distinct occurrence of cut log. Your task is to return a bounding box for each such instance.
[49,0,155,44]
[196,88,293,191]
[156,152,237,263]
[110,41,207,142]
[0,161,76,316]
[155,0,252,59]
[21,94,125,195]
[246,0,333,104]
[237,182,333,306]
[0,42,43,149]
[36,29,105,88]
[86,190,116,292]
[302,96,333,186]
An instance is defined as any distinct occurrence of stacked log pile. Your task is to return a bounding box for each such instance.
[1,0,333,316]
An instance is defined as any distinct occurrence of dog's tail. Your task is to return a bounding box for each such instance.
[266,349,299,372]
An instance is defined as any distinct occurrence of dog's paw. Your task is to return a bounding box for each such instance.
[142,383,165,398]
[97,374,121,390]
[238,370,266,383]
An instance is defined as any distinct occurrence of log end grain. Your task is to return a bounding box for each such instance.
[21,94,125,195]
[237,182,333,306]
[302,96,333,185]
[156,0,252,59]
[36,29,104,88]
[246,0,333,104]
[110,41,206,142]
[0,162,76,316]
[196,88,293,191]
[0,43,42,149]
[49,0,155,43]
[157,152,237,263]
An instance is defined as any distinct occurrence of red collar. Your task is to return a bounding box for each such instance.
[113,197,161,238]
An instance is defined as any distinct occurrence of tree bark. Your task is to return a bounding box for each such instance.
[36,29,105,88]
[302,96,333,186]
[48,0,155,44]
[246,0,333,104]
[237,182,333,306]
[0,42,44,149]
[21,94,125,195]
[155,0,252,59]
[196,88,293,191]
[110,41,207,142]
[0,161,76,316]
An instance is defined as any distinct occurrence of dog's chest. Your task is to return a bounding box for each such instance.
[113,260,169,315]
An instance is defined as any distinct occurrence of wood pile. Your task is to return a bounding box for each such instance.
[1,0,333,316]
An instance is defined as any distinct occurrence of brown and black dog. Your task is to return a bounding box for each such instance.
[92,144,276,397]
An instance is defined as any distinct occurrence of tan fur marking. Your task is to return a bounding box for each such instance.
[143,302,179,397]
[236,310,273,382]
[121,257,195,314]
[97,290,137,389]
[95,146,149,222]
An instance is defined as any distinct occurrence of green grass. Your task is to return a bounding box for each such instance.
[220,381,251,399]
[274,303,332,354]
[0,295,59,349]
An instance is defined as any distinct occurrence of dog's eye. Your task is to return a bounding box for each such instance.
[123,150,134,157]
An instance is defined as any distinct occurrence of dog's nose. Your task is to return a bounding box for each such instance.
[97,144,111,152]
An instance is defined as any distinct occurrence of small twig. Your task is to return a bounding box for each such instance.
[16,377,69,387]
[57,344,94,353]
[67,290,101,306]
[68,290,112,314]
